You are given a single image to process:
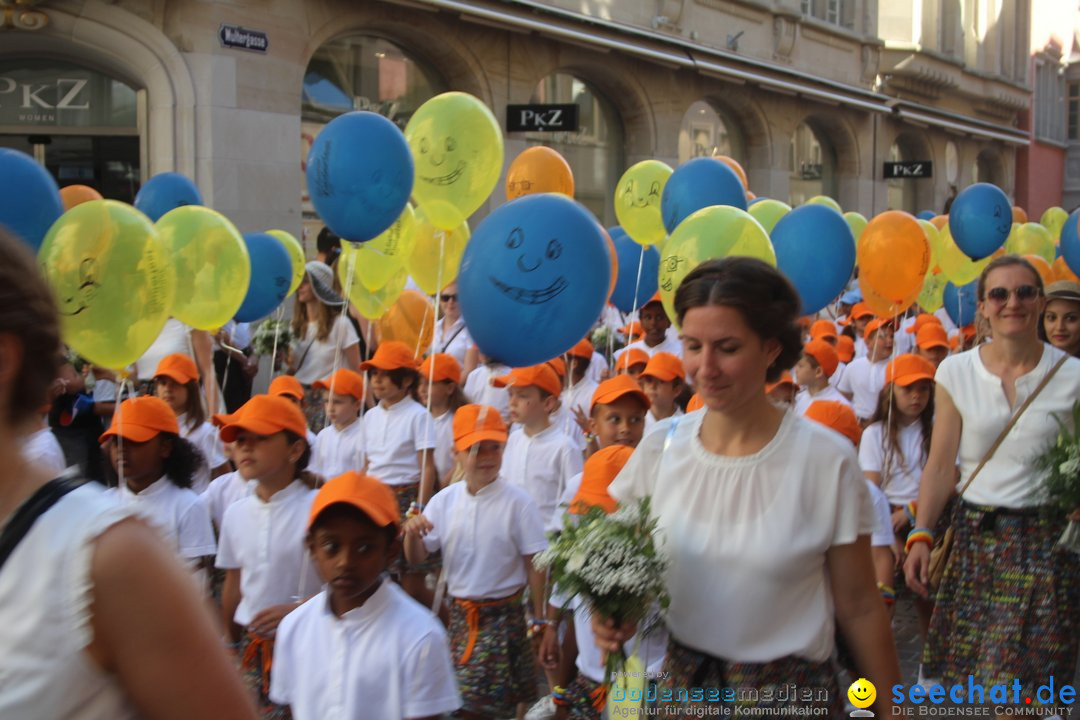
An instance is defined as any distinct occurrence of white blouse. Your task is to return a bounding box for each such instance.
[293,315,360,386]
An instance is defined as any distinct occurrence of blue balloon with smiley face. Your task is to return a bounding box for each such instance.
[948,183,1011,261]
[459,194,610,367]
[306,111,413,243]
[660,157,747,234]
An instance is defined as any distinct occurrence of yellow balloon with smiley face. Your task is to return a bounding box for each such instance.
[405,92,503,232]
[614,160,672,247]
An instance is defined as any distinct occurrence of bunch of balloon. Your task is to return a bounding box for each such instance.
[39,200,176,370]
[948,183,1012,260]
[405,92,503,233]
[1004,223,1055,264]
[659,205,775,324]
[614,160,672,246]
[377,290,436,354]
[338,245,407,320]
[943,280,978,328]
[266,230,306,296]
[660,157,747,234]
[918,268,948,313]
[1058,209,1080,277]
[748,199,791,235]
[156,206,250,330]
[857,211,929,318]
[234,233,293,322]
[406,207,470,295]
[916,219,944,272]
[715,156,748,190]
[771,205,855,315]
[1041,206,1068,243]
[0,148,64,252]
[937,222,990,285]
[60,185,103,211]
[609,227,660,314]
[352,204,417,292]
[505,146,574,200]
[134,172,203,222]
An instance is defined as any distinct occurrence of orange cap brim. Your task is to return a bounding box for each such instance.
[219,418,295,443]
[893,372,935,387]
[99,423,162,445]
[153,368,195,385]
[454,429,509,452]
[591,387,650,412]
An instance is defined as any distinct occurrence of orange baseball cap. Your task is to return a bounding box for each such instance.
[849,303,874,320]
[615,348,650,373]
[268,375,304,400]
[99,396,179,444]
[590,374,650,413]
[359,341,419,372]
[686,393,704,412]
[308,471,401,530]
[453,404,508,451]
[803,339,839,378]
[567,338,594,360]
[915,323,950,351]
[905,313,942,334]
[863,317,890,341]
[545,356,566,379]
[493,364,562,398]
[804,400,861,447]
[885,354,936,387]
[313,368,366,400]
[619,321,644,339]
[570,444,633,515]
[809,319,838,341]
[645,291,662,306]
[836,335,855,363]
[639,352,685,382]
[214,394,308,442]
[419,353,462,384]
[153,353,199,384]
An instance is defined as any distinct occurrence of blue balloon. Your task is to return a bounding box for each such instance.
[771,205,855,315]
[1060,209,1080,277]
[916,210,936,221]
[943,280,978,328]
[134,172,203,222]
[306,111,413,243]
[459,194,610,367]
[610,228,660,313]
[948,183,1012,261]
[660,157,747,233]
[0,148,63,252]
[234,233,291,322]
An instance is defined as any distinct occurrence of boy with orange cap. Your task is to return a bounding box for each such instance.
[914,323,950,368]
[793,340,850,416]
[418,353,468,485]
[638,352,685,433]
[613,294,682,361]
[847,303,876,358]
[270,471,461,720]
[837,318,894,424]
[613,347,649,381]
[765,371,797,408]
[403,405,548,720]
[309,368,366,479]
[268,374,318,448]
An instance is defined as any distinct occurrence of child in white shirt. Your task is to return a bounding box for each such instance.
[792,339,850,416]
[309,368,366,479]
[153,353,228,492]
[418,353,469,486]
[563,339,599,443]
[837,318,894,423]
[463,354,511,422]
[638,352,685,433]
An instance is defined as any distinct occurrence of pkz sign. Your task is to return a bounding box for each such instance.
[219,24,268,53]
[883,161,932,179]
[506,104,579,133]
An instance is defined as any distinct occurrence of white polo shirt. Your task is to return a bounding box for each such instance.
[362,397,436,486]
[792,386,852,417]
[216,480,321,626]
[501,424,584,523]
[829,360,848,390]
[614,331,684,361]
[550,402,586,454]
[310,419,365,480]
[564,377,598,418]
[200,470,253,529]
[428,411,455,484]
[108,478,217,560]
[586,351,609,385]
[270,580,461,720]
[179,415,227,494]
[858,420,926,505]
[21,427,67,477]
[463,363,511,422]
[643,407,684,434]
[835,356,889,420]
[421,479,548,600]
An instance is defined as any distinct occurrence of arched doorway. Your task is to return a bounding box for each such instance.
[789,120,837,205]
[677,100,745,166]
[972,148,1005,188]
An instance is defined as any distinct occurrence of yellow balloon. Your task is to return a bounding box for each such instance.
[405,92,503,231]
[748,199,791,234]
[658,205,775,324]
[337,245,407,319]
[938,222,990,285]
[157,206,250,330]
[614,160,673,246]
[350,203,417,292]
[266,229,305,296]
[39,200,175,370]
[918,269,947,312]
[844,211,868,245]
[407,205,470,294]
[806,195,842,212]
[916,219,943,273]
[1041,206,1068,243]
[1004,222,1055,263]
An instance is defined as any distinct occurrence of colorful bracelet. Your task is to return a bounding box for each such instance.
[552,686,569,706]
[904,502,918,525]
[405,501,422,519]
[904,527,934,553]
[877,582,896,606]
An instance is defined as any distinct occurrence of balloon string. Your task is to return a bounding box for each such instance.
[418,229,446,511]
[269,306,285,390]
[360,321,374,410]
[325,248,358,431]
[116,376,132,491]
[184,328,227,469]
[623,242,649,355]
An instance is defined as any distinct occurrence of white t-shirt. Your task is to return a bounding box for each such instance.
[427,411,455,484]
[853,336,868,360]
[835,356,889,420]
[179,416,227,494]
[866,480,895,548]
[643,406,684,434]
[134,317,191,380]
[829,360,848,391]
[310,419,365,480]
[200,470,253,529]
[609,411,874,662]
[432,316,472,368]
[858,420,926,505]
[463,363,511,422]
[792,385,852,417]
[547,471,583,535]
[614,332,684,362]
[21,426,67,476]
[270,581,461,720]
[550,402,586,454]
[501,424,585,522]
[0,481,138,719]
[586,351,609,385]
[937,344,1080,508]
[92,377,118,403]
[362,398,436,486]
[421,479,548,599]
[293,315,360,386]
[216,481,321,626]
[108,478,217,560]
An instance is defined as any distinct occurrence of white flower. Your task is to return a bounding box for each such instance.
[566,552,587,574]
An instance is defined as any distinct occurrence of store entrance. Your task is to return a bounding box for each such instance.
[0,134,140,203]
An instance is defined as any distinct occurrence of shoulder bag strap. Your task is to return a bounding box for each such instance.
[0,475,84,574]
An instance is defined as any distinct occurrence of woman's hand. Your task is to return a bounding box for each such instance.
[903,542,931,599]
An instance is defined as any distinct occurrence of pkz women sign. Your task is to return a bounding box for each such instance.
[219,24,269,53]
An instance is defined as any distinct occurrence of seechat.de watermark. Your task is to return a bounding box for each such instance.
[887,677,1076,717]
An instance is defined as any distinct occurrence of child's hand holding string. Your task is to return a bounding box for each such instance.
[402,514,433,539]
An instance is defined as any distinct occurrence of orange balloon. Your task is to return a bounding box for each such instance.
[857,211,929,317]
[376,290,435,355]
[715,155,748,190]
[603,228,618,300]
[930,215,948,230]
[745,190,756,201]
[505,146,574,200]
[1012,206,1028,224]
[60,184,103,211]
[1053,256,1080,283]
[1023,255,1053,286]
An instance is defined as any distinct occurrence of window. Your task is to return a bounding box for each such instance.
[1069,82,1080,141]
[800,0,851,29]
[789,122,836,205]
[1033,60,1065,144]
[677,100,742,165]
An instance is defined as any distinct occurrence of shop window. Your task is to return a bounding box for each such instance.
[789,121,836,205]
[677,100,743,166]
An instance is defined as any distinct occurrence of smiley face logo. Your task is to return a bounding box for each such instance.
[621,179,661,210]
[489,227,568,305]
[56,258,102,317]
[847,678,876,710]
[416,135,466,186]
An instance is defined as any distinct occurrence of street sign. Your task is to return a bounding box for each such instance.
[219,25,268,53]
[506,104,579,132]
[884,161,932,179]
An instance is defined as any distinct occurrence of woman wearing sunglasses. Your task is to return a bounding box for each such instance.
[905,256,1080,695]
[432,282,475,374]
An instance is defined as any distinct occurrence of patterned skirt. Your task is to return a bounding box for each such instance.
[449,592,538,717]
[390,482,441,575]
[564,672,604,720]
[659,638,841,717]
[239,630,292,720]
[923,502,1080,689]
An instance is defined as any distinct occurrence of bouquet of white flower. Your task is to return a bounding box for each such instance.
[251,319,293,358]
[534,497,669,708]
[1032,399,1080,555]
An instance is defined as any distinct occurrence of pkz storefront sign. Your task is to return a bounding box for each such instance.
[0,62,137,128]
[506,104,579,132]
[219,24,268,53]
[883,161,932,179]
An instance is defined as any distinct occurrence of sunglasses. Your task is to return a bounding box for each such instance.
[440,294,458,302]
[984,285,1040,304]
